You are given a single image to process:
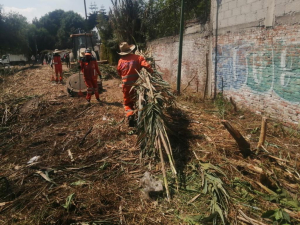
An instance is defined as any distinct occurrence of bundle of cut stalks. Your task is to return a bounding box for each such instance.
[133,48,177,201]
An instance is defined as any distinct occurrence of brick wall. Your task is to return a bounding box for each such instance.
[212,0,295,29]
[212,0,300,126]
[149,22,210,94]
[149,0,300,126]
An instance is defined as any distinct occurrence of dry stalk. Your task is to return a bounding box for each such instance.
[157,136,170,201]
[1,104,9,125]
[257,117,267,150]
[134,47,177,200]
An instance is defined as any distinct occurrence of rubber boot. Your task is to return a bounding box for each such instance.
[128,115,135,127]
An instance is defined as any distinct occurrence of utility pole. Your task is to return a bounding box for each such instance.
[83,0,88,49]
[177,0,185,95]
[214,0,221,99]
[84,0,88,20]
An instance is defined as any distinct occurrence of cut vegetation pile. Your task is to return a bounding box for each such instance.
[0,62,300,224]
[134,48,177,201]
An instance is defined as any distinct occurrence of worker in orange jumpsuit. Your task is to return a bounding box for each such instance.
[80,48,102,103]
[50,49,63,83]
[117,42,153,127]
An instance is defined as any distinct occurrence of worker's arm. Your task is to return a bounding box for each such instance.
[94,60,102,78]
[139,56,153,73]
[117,61,122,77]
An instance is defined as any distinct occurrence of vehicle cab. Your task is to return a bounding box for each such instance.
[0,55,9,65]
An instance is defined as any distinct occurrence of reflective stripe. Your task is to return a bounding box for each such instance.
[122,80,136,85]
[122,74,139,80]
[54,62,58,64]
[126,109,133,112]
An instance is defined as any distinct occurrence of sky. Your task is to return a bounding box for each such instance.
[0,0,112,23]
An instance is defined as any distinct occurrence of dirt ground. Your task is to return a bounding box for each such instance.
[0,64,300,224]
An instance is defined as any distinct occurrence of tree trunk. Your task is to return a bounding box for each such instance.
[221,120,252,157]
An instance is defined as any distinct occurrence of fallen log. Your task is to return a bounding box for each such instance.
[221,120,252,157]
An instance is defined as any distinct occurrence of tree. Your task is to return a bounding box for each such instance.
[97,6,117,63]
[32,10,85,51]
[143,0,211,40]
[86,2,99,31]
[35,10,65,36]
[109,0,145,45]
[56,11,85,49]
[0,10,30,54]
[0,5,4,54]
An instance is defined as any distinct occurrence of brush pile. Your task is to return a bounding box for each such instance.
[134,48,177,201]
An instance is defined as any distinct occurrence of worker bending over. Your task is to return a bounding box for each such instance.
[80,49,102,103]
[117,42,153,127]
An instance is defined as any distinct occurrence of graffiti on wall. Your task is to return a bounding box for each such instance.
[215,41,300,103]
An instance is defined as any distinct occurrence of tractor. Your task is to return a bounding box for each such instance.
[66,32,102,97]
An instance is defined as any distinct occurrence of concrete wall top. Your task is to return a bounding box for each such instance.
[211,0,300,32]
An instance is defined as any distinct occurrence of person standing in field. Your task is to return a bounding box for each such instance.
[50,49,63,83]
[64,52,70,68]
[80,48,102,103]
[117,42,153,127]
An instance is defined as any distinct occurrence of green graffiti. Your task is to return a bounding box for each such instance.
[218,41,300,103]
[273,45,300,102]
[246,52,273,93]
[245,43,300,103]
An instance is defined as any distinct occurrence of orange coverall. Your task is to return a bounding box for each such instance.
[80,58,101,101]
[117,54,153,117]
[53,55,63,82]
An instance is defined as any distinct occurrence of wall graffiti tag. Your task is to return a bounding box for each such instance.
[215,41,300,103]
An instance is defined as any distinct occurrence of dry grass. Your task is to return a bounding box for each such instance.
[0,64,300,224]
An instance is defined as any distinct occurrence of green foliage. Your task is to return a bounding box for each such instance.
[57,11,86,48]
[262,189,300,211]
[97,6,113,44]
[0,11,29,55]
[214,93,231,119]
[96,0,210,63]
[262,208,291,225]
[143,0,211,41]
[97,7,118,63]
[33,10,85,50]
[0,5,89,55]
[62,193,75,212]
[199,162,229,225]
[98,0,146,63]
[87,12,98,31]
[109,0,145,44]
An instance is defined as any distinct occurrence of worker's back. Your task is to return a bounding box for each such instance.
[117,54,143,77]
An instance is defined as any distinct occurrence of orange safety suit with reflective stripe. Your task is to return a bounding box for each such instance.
[53,55,63,81]
[80,57,101,101]
[117,54,153,117]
